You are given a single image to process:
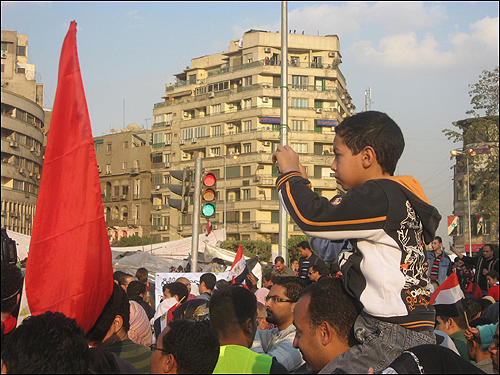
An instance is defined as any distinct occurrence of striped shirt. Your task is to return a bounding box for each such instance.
[106,339,152,374]
[430,254,443,279]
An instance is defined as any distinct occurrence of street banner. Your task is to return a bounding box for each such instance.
[17,21,113,333]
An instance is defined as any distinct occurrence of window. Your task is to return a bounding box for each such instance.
[292,98,308,109]
[292,120,305,131]
[210,147,221,156]
[457,216,463,235]
[291,75,308,90]
[152,152,163,164]
[153,133,163,145]
[313,56,323,67]
[243,166,251,177]
[212,104,221,115]
[165,153,171,163]
[1,42,7,52]
[242,189,251,200]
[271,211,279,223]
[133,160,139,169]
[94,142,103,153]
[272,98,281,108]
[122,162,127,170]
[188,74,196,84]
[106,143,112,152]
[273,76,281,88]
[290,56,300,66]
[123,141,128,149]
[243,76,252,87]
[242,212,251,222]
[212,125,221,136]
[134,179,141,198]
[16,46,26,56]
[152,173,162,185]
[243,120,252,132]
[291,143,308,153]
[166,113,173,123]
[243,143,251,153]
[106,164,111,173]
[244,99,251,110]
[114,186,120,196]
[226,166,240,178]
[122,186,129,196]
[483,215,491,235]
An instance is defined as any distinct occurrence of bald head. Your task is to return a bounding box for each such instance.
[176,277,192,294]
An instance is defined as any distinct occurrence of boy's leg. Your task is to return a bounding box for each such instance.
[320,312,436,374]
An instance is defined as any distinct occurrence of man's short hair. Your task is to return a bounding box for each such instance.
[272,276,304,301]
[335,111,404,175]
[300,278,359,346]
[275,256,285,264]
[487,270,499,280]
[210,286,256,336]
[263,273,274,283]
[483,244,494,252]
[135,267,148,283]
[310,265,321,274]
[127,280,147,299]
[200,273,216,291]
[297,241,310,250]
[434,236,443,244]
[464,298,482,322]
[113,271,133,286]
[86,283,131,344]
[2,311,89,374]
[437,314,468,331]
[215,279,229,291]
[290,258,298,264]
[162,320,220,374]
[164,282,189,302]
[1,261,23,313]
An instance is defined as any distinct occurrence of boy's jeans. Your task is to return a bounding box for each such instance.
[320,311,436,374]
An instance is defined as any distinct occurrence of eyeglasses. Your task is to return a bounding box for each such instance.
[149,344,169,353]
[265,295,297,303]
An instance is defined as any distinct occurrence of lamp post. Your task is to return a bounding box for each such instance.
[451,148,476,257]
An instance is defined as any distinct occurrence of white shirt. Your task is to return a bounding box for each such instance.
[150,297,177,324]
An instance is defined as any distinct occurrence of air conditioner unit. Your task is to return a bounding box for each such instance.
[120,195,127,200]
[262,84,271,89]
[105,170,111,175]
[328,52,336,58]
[262,97,269,103]
[179,139,185,145]
[182,153,189,159]
[165,141,172,146]
[253,176,261,182]
[228,103,234,108]
[263,141,271,146]
[1,53,6,59]
[155,185,161,190]
[9,141,19,148]
[227,124,234,129]
[264,47,271,53]
[191,138,197,143]
[165,162,171,168]
[209,92,215,98]
[253,222,261,229]
[183,111,189,117]
[228,131,234,135]
[158,226,165,231]
[263,126,271,131]
[315,108,323,114]
[18,168,24,173]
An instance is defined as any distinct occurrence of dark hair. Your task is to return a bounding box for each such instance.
[215,279,229,291]
[469,317,494,328]
[275,256,285,264]
[127,280,147,299]
[309,265,321,274]
[113,271,133,286]
[478,298,493,311]
[263,273,274,283]
[272,276,304,301]
[200,273,216,291]
[290,258,298,264]
[438,314,468,330]
[297,241,310,251]
[1,261,23,313]
[464,298,483,322]
[483,244,494,252]
[301,278,359,346]
[164,282,189,303]
[135,268,148,283]
[335,111,404,175]
[2,311,89,374]
[162,320,220,374]
[88,347,122,374]
[487,270,499,280]
[210,286,256,337]
[86,283,131,344]
[434,236,443,244]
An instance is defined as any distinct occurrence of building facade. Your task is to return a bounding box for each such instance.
[151,30,355,247]
[94,124,152,244]
[1,30,45,235]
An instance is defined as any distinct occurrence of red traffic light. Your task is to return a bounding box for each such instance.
[203,173,216,187]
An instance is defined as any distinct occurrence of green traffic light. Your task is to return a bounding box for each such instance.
[201,203,215,217]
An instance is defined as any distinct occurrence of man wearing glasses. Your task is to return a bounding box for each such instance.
[251,276,305,372]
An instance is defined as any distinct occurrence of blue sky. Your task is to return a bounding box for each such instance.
[2,1,499,243]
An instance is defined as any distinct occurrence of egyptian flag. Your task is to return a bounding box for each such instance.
[430,270,465,317]
[227,245,249,284]
[205,219,213,236]
[17,21,113,333]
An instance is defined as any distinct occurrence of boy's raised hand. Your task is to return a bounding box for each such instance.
[272,145,301,175]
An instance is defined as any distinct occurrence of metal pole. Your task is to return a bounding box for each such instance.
[466,156,472,257]
[224,156,227,230]
[191,157,202,271]
[279,0,289,264]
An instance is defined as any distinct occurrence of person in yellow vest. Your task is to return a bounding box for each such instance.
[210,286,288,374]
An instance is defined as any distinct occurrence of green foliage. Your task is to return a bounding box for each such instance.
[220,240,272,262]
[466,67,499,117]
[117,234,151,247]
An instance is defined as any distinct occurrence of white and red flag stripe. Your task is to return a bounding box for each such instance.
[227,245,249,284]
[430,270,464,305]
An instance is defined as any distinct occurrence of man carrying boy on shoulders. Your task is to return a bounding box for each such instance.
[272,111,441,373]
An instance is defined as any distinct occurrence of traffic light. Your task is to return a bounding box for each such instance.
[168,169,191,213]
[201,172,217,218]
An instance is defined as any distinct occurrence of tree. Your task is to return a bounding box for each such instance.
[117,234,151,247]
[466,67,499,117]
[220,240,272,262]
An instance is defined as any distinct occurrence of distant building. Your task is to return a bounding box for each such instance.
[1,30,46,235]
[151,30,355,248]
[94,124,152,244]
[450,116,499,253]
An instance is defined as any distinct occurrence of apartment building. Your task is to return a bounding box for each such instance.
[151,30,355,246]
[94,124,152,244]
[1,30,45,235]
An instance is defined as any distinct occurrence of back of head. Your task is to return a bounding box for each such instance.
[162,320,220,374]
[210,286,257,337]
[2,311,89,374]
[301,278,360,346]
[200,273,216,291]
[464,298,483,321]
[1,260,23,314]
[273,276,304,301]
[113,271,133,286]
[263,272,274,283]
[165,282,189,303]
[127,280,147,299]
[335,111,404,175]
[135,267,148,283]
[86,283,131,344]
[215,279,229,291]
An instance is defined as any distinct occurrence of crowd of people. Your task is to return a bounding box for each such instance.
[1,111,499,374]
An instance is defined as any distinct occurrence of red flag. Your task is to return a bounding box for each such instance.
[206,219,212,235]
[17,21,113,333]
[430,270,464,305]
[227,245,249,284]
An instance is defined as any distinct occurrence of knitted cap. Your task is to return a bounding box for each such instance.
[478,323,498,351]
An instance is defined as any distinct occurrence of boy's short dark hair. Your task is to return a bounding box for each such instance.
[200,273,216,291]
[335,111,404,175]
[263,273,275,283]
[210,286,256,336]
[2,311,89,374]
[164,282,189,302]
[297,241,311,250]
[310,265,321,274]
[1,261,23,313]
[434,236,443,244]
[162,320,220,374]
[487,270,499,280]
[127,280,147,299]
